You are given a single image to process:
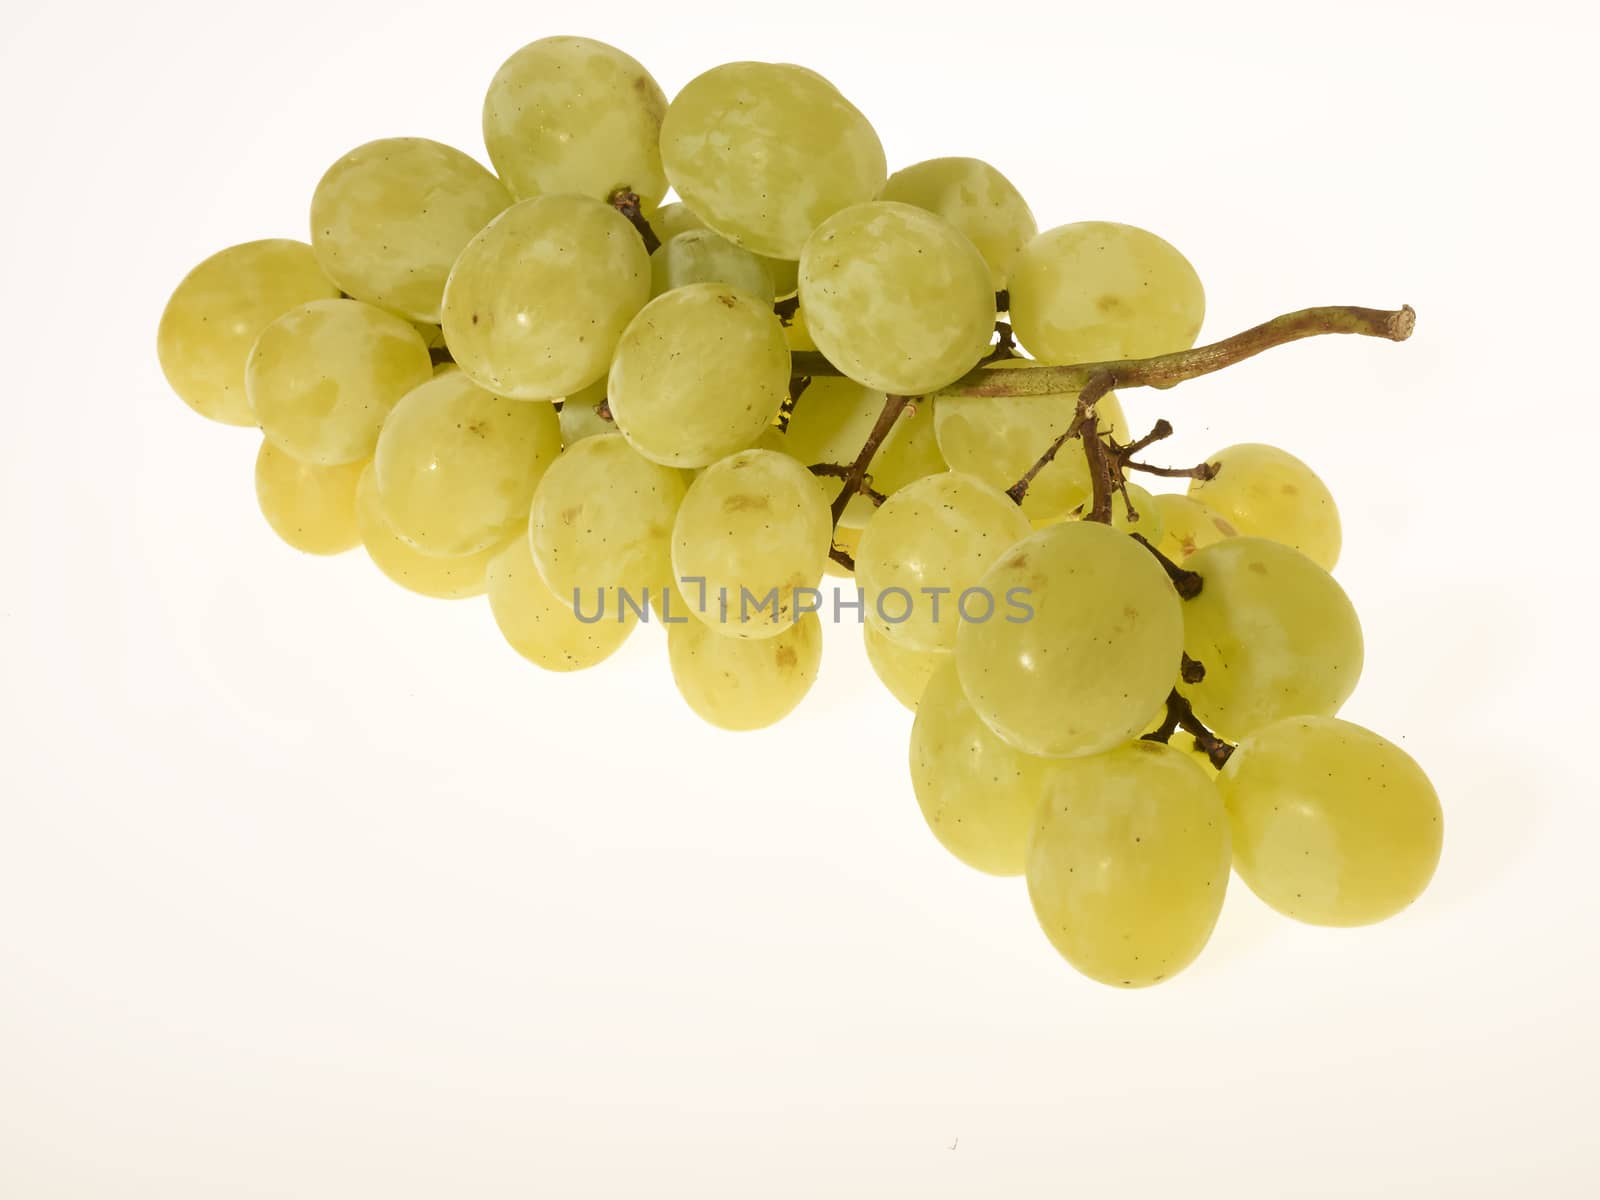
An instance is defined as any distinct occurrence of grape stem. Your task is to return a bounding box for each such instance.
[779,376,811,433]
[1006,371,1115,508]
[608,189,661,254]
[1132,533,1204,600]
[810,461,886,506]
[1142,690,1236,769]
[976,319,1019,365]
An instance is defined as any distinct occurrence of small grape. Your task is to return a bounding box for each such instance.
[880,156,1037,289]
[608,283,789,468]
[650,230,775,302]
[1188,443,1341,570]
[863,621,945,710]
[800,202,995,396]
[1009,221,1205,364]
[246,299,431,465]
[374,373,561,557]
[310,138,510,323]
[487,535,636,672]
[649,202,707,242]
[1219,716,1442,926]
[441,194,650,400]
[555,379,614,447]
[158,240,339,426]
[483,36,668,208]
[668,611,822,731]
[1027,741,1231,987]
[354,465,504,599]
[1152,492,1238,563]
[253,441,364,555]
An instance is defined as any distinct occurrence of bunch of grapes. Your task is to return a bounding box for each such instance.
[156,36,1440,988]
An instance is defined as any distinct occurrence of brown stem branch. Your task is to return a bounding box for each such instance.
[607,189,660,254]
[1131,533,1203,599]
[1007,371,1115,506]
[1126,459,1220,481]
[779,375,810,433]
[825,395,912,526]
[1141,690,1235,769]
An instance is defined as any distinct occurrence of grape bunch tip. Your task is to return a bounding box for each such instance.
[157,33,1438,989]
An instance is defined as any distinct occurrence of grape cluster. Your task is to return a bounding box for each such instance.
[157,35,1441,988]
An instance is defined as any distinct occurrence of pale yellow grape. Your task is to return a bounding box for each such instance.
[253,441,364,555]
[650,202,707,242]
[1180,538,1363,741]
[354,465,502,599]
[310,138,511,323]
[1188,443,1341,570]
[158,240,340,425]
[864,621,944,709]
[1219,716,1442,927]
[800,202,994,396]
[1153,492,1238,563]
[487,536,636,672]
[1027,741,1230,987]
[661,62,886,258]
[1109,482,1165,543]
[911,660,1055,875]
[246,299,431,465]
[482,36,668,207]
[880,157,1037,289]
[1009,221,1205,364]
[556,379,613,447]
[935,371,1131,521]
[855,472,1032,653]
[374,372,561,557]
[608,283,789,468]
[957,520,1184,758]
[441,195,650,400]
[671,449,832,638]
[761,255,800,297]
[668,611,822,731]
[650,230,775,302]
[528,433,687,614]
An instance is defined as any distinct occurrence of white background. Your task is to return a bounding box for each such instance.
[2,1,1597,1195]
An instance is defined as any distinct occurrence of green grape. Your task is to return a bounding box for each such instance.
[556,378,613,447]
[935,369,1131,522]
[650,230,775,302]
[1153,492,1238,563]
[1027,741,1231,988]
[660,61,886,258]
[487,535,636,671]
[759,254,800,297]
[1188,443,1341,570]
[855,470,1033,653]
[880,156,1037,289]
[671,449,832,638]
[158,240,340,425]
[1009,221,1205,364]
[608,283,789,467]
[310,138,511,323]
[668,610,823,731]
[864,621,945,709]
[1108,482,1165,543]
[957,520,1184,758]
[1180,538,1363,740]
[799,202,994,396]
[374,372,561,557]
[1219,716,1442,927]
[910,660,1055,875]
[246,299,432,465]
[528,433,688,615]
[649,202,707,242]
[441,194,650,400]
[354,465,503,599]
[482,36,668,207]
[253,440,364,555]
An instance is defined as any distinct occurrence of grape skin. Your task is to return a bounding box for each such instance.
[310,138,511,323]
[910,660,1056,876]
[800,202,996,397]
[158,240,340,426]
[608,283,790,468]
[441,195,651,401]
[253,441,364,556]
[650,229,775,303]
[880,156,1038,290]
[864,621,946,710]
[482,36,668,208]
[956,520,1185,758]
[1027,741,1231,987]
[661,61,886,259]
[374,372,562,558]
[668,611,823,731]
[354,465,504,599]
[246,299,432,465]
[1219,716,1442,926]
[487,535,636,672]
[671,450,832,639]
[555,379,613,447]
[1009,221,1205,364]
[1188,442,1342,570]
[1180,537,1363,741]
[1153,492,1238,563]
